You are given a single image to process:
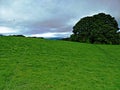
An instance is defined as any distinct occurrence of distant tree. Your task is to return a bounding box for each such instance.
[10,35,25,37]
[70,13,120,44]
[0,34,4,36]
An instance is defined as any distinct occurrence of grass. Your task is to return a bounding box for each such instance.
[0,36,120,90]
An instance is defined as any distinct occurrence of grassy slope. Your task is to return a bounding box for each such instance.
[0,36,120,90]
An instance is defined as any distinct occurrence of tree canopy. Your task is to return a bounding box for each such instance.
[70,13,120,44]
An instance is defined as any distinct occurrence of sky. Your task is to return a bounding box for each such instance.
[0,0,120,38]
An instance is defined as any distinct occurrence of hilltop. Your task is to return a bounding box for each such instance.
[0,36,120,90]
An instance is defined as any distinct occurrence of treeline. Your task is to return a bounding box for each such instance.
[0,34,25,37]
[0,34,44,39]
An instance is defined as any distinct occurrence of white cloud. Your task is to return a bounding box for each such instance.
[29,32,72,38]
[30,33,57,38]
[0,26,19,34]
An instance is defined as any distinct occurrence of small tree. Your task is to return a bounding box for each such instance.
[0,34,4,36]
[70,13,120,44]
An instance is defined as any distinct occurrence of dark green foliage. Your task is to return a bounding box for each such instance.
[0,34,4,36]
[71,13,120,44]
[9,35,25,37]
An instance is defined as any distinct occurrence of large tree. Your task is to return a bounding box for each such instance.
[70,13,120,44]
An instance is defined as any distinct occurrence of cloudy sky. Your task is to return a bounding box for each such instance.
[0,0,120,38]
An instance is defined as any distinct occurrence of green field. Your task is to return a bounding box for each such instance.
[0,36,120,90]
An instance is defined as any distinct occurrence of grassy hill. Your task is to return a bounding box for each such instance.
[0,36,120,90]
